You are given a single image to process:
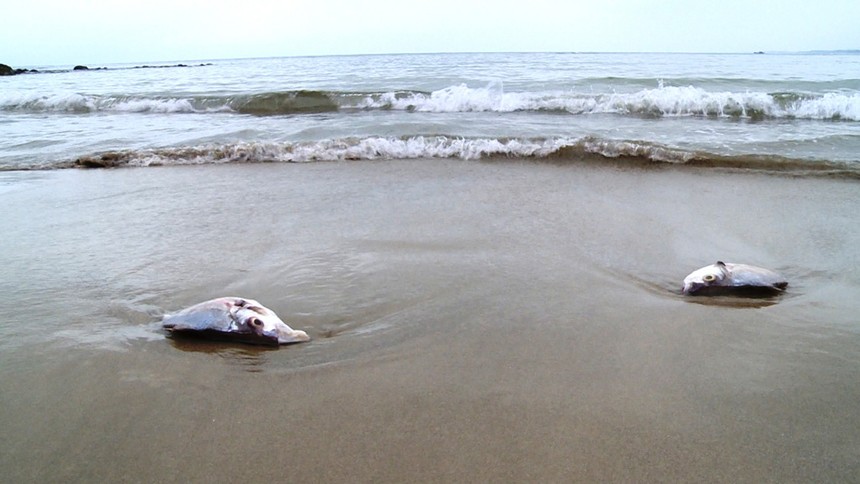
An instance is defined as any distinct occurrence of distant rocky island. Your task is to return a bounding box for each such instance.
[0,62,213,76]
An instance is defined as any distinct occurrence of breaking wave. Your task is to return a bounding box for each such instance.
[63,136,859,178]
[0,91,339,115]
[2,85,859,120]
[360,84,860,120]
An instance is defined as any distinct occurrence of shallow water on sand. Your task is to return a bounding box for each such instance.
[1,160,859,481]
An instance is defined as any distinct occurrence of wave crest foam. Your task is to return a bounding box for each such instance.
[3,85,859,120]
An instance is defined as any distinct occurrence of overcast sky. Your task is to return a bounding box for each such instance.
[3,0,859,67]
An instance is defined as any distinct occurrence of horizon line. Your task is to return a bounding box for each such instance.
[8,48,859,69]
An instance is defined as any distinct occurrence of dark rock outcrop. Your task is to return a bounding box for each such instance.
[0,64,37,76]
[2,62,212,76]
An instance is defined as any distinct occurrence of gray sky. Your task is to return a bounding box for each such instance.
[3,0,859,66]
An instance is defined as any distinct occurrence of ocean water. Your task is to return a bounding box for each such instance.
[2,52,860,173]
[2,53,860,481]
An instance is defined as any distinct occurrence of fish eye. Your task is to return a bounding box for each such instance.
[703,274,717,283]
[248,318,262,327]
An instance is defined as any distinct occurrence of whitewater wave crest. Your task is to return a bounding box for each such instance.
[359,84,860,120]
[3,85,859,120]
[0,91,217,114]
[61,135,858,179]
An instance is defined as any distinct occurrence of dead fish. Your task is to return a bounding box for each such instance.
[162,297,310,346]
[682,261,787,296]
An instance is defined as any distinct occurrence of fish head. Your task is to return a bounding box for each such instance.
[230,298,311,344]
[682,261,731,295]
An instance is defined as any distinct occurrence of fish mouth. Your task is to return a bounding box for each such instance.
[274,328,311,345]
[682,282,705,295]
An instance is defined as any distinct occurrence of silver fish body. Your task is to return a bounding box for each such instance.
[162,297,310,345]
[682,261,787,296]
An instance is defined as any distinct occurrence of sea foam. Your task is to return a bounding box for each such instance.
[67,135,857,178]
[3,85,859,121]
[359,84,860,120]
[0,91,202,113]
[69,136,734,170]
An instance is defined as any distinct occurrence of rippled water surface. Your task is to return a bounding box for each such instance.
[1,159,859,481]
[2,52,859,173]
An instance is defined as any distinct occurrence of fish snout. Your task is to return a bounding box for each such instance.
[277,328,310,344]
[253,316,311,344]
[682,282,705,295]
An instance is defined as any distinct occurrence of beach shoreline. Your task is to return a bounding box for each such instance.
[1,159,859,482]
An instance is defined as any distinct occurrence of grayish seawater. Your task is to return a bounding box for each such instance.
[2,52,859,173]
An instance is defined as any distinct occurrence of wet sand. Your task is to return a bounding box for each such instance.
[1,159,859,482]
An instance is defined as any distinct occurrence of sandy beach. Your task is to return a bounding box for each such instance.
[1,159,859,482]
